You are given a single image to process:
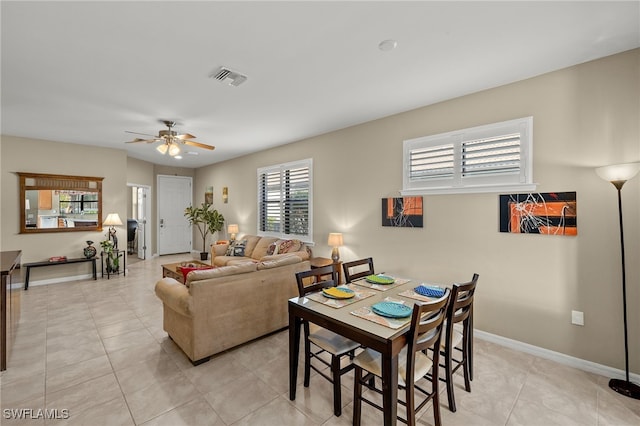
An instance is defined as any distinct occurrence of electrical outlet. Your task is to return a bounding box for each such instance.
[571,310,584,326]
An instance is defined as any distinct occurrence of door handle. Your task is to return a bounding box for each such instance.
[160,218,164,228]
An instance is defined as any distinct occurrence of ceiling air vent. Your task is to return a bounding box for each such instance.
[209,67,247,87]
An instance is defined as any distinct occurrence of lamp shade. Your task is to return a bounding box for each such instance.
[103,213,123,226]
[596,162,640,183]
[328,233,343,247]
[227,224,239,234]
[156,143,169,155]
[168,142,181,157]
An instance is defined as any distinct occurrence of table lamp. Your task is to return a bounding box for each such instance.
[228,224,239,241]
[595,161,640,400]
[328,233,343,262]
[103,213,123,250]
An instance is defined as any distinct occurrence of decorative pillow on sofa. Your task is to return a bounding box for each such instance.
[226,239,248,256]
[277,239,302,254]
[266,242,279,256]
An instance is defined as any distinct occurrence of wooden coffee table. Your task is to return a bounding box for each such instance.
[162,260,212,284]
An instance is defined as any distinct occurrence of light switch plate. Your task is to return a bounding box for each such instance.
[571,310,584,326]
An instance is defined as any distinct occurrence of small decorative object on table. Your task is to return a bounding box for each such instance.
[83,240,97,259]
[48,256,67,262]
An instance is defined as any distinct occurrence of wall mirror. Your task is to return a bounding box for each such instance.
[18,172,104,234]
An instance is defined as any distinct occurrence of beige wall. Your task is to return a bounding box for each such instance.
[195,49,640,372]
[0,136,128,280]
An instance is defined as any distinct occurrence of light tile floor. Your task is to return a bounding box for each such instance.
[1,254,639,425]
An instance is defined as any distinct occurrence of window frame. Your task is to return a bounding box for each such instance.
[401,117,536,195]
[257,158,313,243]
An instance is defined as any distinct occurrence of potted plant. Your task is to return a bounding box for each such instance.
[184,203,225,260]
[100,240,119,273]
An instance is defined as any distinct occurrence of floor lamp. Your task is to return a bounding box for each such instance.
[596,162,640,400]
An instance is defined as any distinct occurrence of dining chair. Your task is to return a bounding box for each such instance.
[342,257,375,283]
[439,273,478,412]
[294,265,360,417]
[352,291,450,426]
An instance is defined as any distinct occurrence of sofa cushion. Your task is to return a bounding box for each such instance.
[252,237,279,259]
[186,262,258,286]
[226,239,248,256]
[242,235,262,258]
[256,254,302,270]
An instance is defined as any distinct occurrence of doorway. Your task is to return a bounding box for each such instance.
[127,184,151,261]
[157,175,192,255]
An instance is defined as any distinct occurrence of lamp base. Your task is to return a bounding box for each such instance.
[609,378,640,400]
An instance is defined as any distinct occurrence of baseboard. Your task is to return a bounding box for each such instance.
[474,328,640,383]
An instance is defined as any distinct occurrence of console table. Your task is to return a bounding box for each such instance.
[2,250,22,371]
[23,256,97,290]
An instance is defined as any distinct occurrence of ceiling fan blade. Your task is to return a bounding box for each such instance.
[175,133,196,140]
[125,130,159,138]
[125,138,157,144]
[183,140,215,150]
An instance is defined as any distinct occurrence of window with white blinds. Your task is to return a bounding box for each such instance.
[402,117,535,195]
[257,159,312,241]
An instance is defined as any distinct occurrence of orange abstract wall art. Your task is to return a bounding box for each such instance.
[499,192,577,235]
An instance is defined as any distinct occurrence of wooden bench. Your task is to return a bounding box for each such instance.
[23,257,97,290]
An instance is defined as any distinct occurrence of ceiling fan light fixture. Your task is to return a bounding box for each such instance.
[168,142,181,157]
[157,143,169,155]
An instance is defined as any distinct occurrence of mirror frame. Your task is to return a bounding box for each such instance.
[18,172,104,234]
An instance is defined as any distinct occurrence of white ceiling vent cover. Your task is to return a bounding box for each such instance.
[210,67,247,87]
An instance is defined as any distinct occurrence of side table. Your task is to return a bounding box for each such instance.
[310,257,342,284]
[101,250,126,279]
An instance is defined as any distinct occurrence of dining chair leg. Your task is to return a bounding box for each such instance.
[353,366,363,426]
[469,309,474,381]
[405,381,416,426]
[445,349,457,412]
[432,358,442,426]
[331,355,342,416]
[462,331,471,392]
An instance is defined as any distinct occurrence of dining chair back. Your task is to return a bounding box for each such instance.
[440,273,479,412]
[353,291,450,426]
[342,257,375,283]
[294,265,360,417]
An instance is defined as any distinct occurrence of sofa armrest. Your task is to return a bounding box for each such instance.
[211,242,229,259]
[154,278,192,317]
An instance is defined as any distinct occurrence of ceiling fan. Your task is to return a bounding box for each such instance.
[125,120,215,157]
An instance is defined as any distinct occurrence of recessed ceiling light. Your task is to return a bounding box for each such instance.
[378,39,398,52]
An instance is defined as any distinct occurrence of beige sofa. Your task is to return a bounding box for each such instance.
[155,254,310,365]
[210,234,311,267]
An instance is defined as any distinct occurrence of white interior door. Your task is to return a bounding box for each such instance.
[136,186,150,260]
[157,175,192,255]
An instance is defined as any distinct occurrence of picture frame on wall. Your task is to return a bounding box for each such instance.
[205,186,213,204]
[381,196,423,227]
[499,191,577,235]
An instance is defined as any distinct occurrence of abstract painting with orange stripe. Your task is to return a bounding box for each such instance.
[381,196,423,227]
[499,192,577,235]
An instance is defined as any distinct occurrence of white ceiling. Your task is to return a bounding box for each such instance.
[2,1,639,168]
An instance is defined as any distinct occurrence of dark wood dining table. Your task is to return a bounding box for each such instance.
[288,275,439,425]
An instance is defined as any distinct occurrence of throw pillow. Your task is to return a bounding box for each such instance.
[226,239,247,257]
[278,239,302,254]
[266,242,279,256]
